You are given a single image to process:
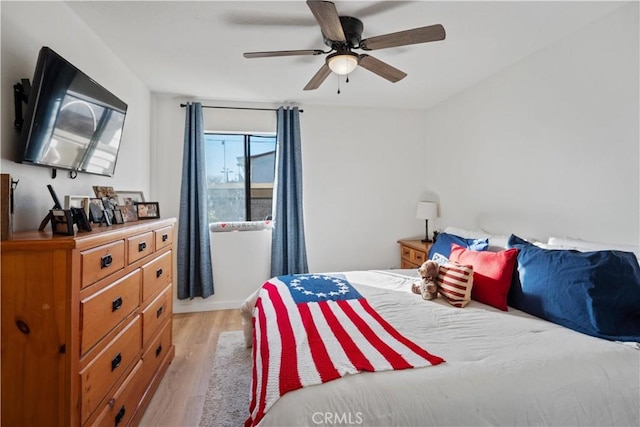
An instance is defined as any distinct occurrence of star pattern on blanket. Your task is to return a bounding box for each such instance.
[281,274,359,303]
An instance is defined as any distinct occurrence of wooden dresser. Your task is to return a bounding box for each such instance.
[398,238,433,269]
[1,218,176,426]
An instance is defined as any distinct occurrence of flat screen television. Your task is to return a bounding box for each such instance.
[16,46,127,177]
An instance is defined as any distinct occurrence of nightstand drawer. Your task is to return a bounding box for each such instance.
[411,249,426,264]
[398,239,432,270]
[401,246,426,264]
[401,260,418,269]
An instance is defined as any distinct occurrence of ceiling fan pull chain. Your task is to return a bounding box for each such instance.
[337,75,341,94]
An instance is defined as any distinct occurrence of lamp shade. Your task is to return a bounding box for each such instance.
[416,201,438,220]
[327,52,359,75]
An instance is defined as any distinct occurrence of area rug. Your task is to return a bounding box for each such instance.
[199,331,252,427]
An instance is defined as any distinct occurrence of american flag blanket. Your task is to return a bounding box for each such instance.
[246,274,444,426]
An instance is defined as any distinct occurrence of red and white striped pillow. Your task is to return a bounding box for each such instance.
[436,262,474,308]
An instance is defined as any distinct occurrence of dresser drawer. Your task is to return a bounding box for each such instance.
[141,250,172,302]
[128,232,154,264]
[142,285,172,347]
[91,360,146,427]
[80,270,141,355]
[80,316,142,423]
[141,320,172,390]
[81,240,125,288]
[154,225,173,251]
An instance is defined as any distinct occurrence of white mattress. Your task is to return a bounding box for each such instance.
[243,270,640,427]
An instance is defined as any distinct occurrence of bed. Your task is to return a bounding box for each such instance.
[240,231,640,427]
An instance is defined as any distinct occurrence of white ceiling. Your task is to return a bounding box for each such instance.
[65,1,626,110]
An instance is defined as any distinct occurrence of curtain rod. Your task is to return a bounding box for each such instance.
[179,104,303,113]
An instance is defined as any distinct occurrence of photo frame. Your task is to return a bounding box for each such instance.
[88,198,104,223]
[71,207,92,232]
[101,197,117,211]
[92,186,117,199]
[50,209,74,235]
[116,190,145,206]
[119,204,138,223]
[136,202,160,219]
[64,195,90,217]
[113,209,125,224]
[101,208,113,226]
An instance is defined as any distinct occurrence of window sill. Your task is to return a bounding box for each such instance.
[209,220,273,233]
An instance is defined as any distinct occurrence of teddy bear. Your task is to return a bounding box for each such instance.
[411,260,440,300]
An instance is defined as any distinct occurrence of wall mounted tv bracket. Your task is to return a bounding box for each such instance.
[13,79,31,131]
[14,79,70,180]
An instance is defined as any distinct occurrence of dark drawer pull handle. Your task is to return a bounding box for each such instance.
[111,353,122,371]
[138,242,147,252]
[155,344,163,358]
[156,305,164,318]
[162,234,168,242]
[101,254,113,269]
[112,297,123,312]
[156,268,163,278]
[115,405,126,426]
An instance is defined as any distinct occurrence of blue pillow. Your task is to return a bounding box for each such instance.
[428,232,489,263]
[507,234,640,341]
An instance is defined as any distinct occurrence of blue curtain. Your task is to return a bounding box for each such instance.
[177,102,214,299]
[271,107,309,276]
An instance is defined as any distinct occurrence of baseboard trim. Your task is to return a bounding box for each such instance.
[172,299,245,313]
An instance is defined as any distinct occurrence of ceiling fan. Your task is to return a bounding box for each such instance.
[243,0,446,91]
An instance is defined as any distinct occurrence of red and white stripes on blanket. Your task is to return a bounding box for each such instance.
[245,274,444,426]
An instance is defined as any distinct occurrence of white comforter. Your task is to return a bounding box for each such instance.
[241,270,640,426]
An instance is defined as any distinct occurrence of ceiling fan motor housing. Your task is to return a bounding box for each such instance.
[323,16,364,49]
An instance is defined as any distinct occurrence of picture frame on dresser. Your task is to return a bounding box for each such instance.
[88,198,104,223]
[64,195,90,217]
[120,204,138,223]
[137,202,160,219]
[116,190,145,206]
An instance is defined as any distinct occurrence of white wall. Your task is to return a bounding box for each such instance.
[423,3,639,245]
[301,105,429,271]
[0,2,151,232]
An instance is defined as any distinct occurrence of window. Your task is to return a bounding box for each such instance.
[204,133,276,222]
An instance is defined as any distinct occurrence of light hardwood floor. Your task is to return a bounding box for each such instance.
[139,309,243,427]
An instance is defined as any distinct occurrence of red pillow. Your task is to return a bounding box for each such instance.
[448,244,518,311]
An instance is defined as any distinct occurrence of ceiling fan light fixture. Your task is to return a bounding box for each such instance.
[326,52,359,75]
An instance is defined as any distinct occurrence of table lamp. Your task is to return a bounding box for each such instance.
[415,201,438,243]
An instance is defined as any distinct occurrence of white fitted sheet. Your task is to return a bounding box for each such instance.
[242,270,640,427]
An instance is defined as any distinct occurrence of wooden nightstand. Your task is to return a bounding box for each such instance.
[398,238,433,269]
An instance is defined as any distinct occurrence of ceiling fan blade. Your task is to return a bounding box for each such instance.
[352,1,412,18]
[304,63,332,90]
[244,49,325,59]
[306,0,346,42]
[360,24,445,51]
[358,54,407,83]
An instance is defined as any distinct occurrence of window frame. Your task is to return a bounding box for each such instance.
[204,132,276,222]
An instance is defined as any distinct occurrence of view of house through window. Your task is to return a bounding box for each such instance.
[204,133,276,223]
